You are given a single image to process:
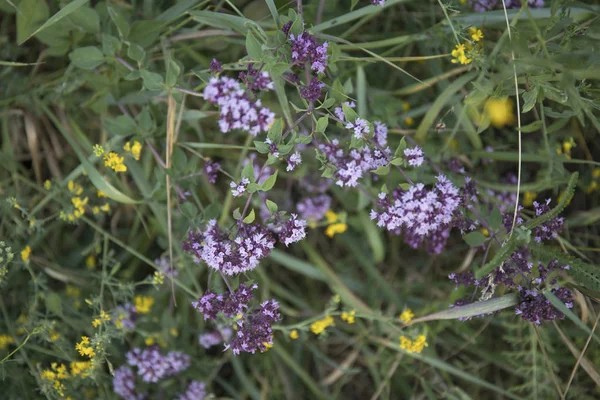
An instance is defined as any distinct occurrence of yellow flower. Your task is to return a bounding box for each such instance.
[404,117,414,127]
[92,206,100,215]
[324,210,348,238]
[481,228,489,237]
[560,137,576,159]
[170,328,179,337]
[0,334,15,350]
[97,190,107,198]
[21,245,31,262]
[310,315,335,335]
[399,334,428,354]
[100,203,110,213]
[49,329,61,341]
[134,296,154,314]
[399,308,414,324]
[145,336,155,346]
[468,27,484,42]
[41,369,56,381]
[68,180,83,196]
[66,285,80,297]
[587,181,599,193]
[71,196,88,218]
[124,141,143,161]
[103,152,127,172]
[402,102,411,112]
[523,191,537,207]
[290,329,299,340]
[70,361,92,378]
[262,341,273,351]
[484,98,515,128]
[92,310,110,328]
[326,223,347,238]
[333,294,341,303]
[451,44,472,65]
[44,180,52,190]
[86,255,96,270]
[76,336,96,358]
[341,310,356,324]
[593,168,600,179]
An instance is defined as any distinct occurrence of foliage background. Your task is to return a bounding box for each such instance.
[1,0,600,399]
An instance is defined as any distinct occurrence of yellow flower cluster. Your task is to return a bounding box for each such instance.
[49,329,61,341]
[103,152,127,172]
[469,27,484,42]
[289,329,299,340]
[68,181,83,196]
[70,361,92,378]
[399,308,415,324]
[403,102,414,127]
[134,295,154,314]
[41,363,69,397]
[92,310,111,328]
[44,180,52,190]
[124,141,142,161]
[341,310,356,324]
[92,203,110,215]
[451,44,472,65]
[153,271,165,285]
[21,245,31,262]
[311,315,335,335]
[325,210,348,238]
[586,168,600,193]
[556,137,576,160]
[76,336,96,358]
[399,334,428,354]
[484,98,515,128]
[0,334,15,350]
[261,340,274,352]
[523,191,537,207]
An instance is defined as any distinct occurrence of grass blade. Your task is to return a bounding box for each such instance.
[19,0,89,44]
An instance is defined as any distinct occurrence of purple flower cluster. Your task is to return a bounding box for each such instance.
[199,327,233,349]
[226,299,281,355]
[113,366,144,400]
[126,346,190,383]
[471,0,543,12]
[192,282,257,320]
[404,146,424,167]
[278,214,307,246]
[346,118,370,139]
[178,381,207,400]
[515,287,572,325]
[239,65,274,93]
[300,79,325,102]
[370,175,461,253]
[155,256,178,277]
[193,283,281,355]
[373,122,388,147]
[289,32,329,74]
[319,139,390,188]
[532,199,564,242]
[203,76,275,136]
[372,0,386,5]
[286,152,302,172]
[209,58,222,74]
[114,303,138,330]
[230,177,250,197]
[297,194,331,221]
[204,160,220,184]
[183,221,275,275]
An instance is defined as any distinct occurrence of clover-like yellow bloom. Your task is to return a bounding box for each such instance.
[290,329,299,339]
[134,295,154,314]
[76,336,96,358]
[399,308,414,324]
[469,27,484,42]
[484,98,515,128]
[310,315,335,335]
[123,140,143,161]
[21,245,31,262]
[103,152,127,172]
[399,334,428,354]
[341,310,356,324]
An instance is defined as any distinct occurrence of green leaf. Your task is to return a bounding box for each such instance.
[264,0,279,25]
[544,290,600,346]
[243,209,256,224]
[246,31,263,60]
[107,5,130,39]
[103,115,137,136]
[463,231,486,247]
[128,20,162,48]
[102,34,121,56]
[69,46,104,70]
[342,103,358,124]
[233,208,242,220]
[267,119,283,143]
[316,116,329,133]
[181,203,198,219]
[520,120,543,133]
[45,292,63,316]
[266,199,278,214]
[390,158,404,166]
[67,6,99,34]
[372,164,390,176]
[254,141,270,154]
[241,162,255,182]
[247,183,261,193]
[20,0,90,44]
[140,70,164,91]
[412,293,518,323]
[351,0,360,10]
[261,170,278,191]
[522,85,538,113]
[166,59,181,88]
[356,66,367,117]
[489,207,502,230]
[127,43,145,62]
[394,137,407,157]
[189,10,265,36]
